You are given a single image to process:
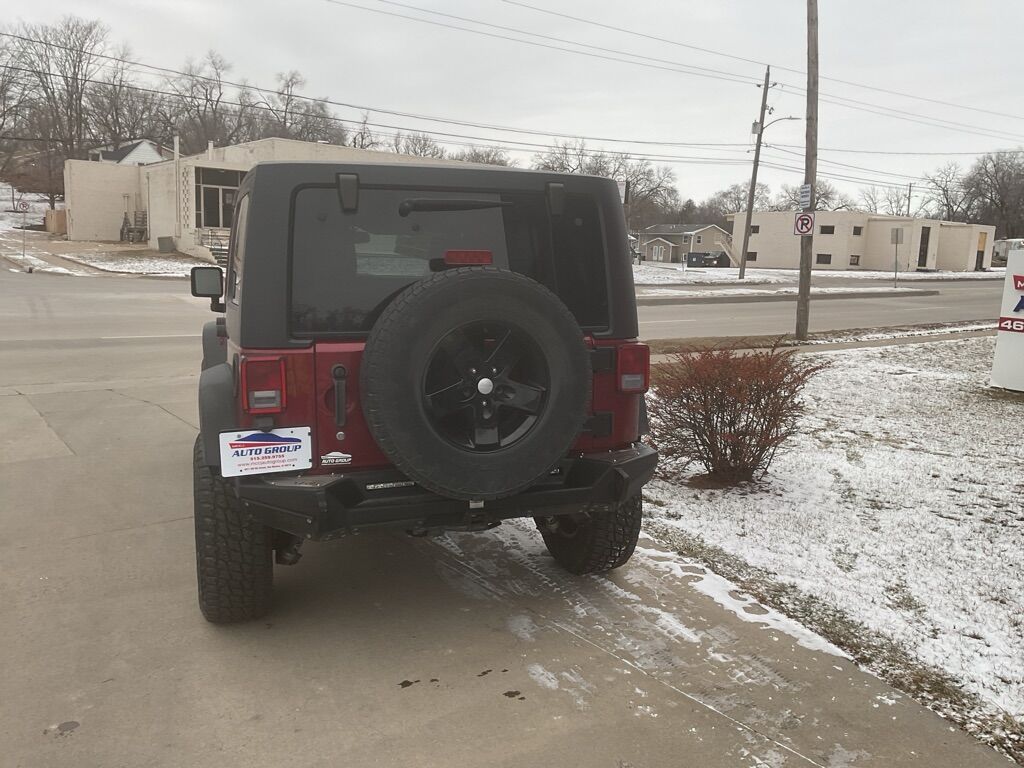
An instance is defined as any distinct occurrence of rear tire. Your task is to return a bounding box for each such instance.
[193,437,273,623]
[536,495,643,575]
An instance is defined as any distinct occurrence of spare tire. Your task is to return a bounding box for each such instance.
[361,266,591,501]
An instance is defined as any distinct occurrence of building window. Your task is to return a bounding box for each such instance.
[819,225,835,235]
[816,253,832,265]
[750,225,760,234]
[194,167,245,229]
[746,251,757,262]
[849,254,860,266]
[853,226,863,236]
[696,234,703,244]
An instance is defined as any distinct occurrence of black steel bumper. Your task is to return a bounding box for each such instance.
[233,444,658,540]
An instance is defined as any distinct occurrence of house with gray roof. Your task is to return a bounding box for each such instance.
[638,223,732,265]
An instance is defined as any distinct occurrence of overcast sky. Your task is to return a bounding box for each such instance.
[15,0,1024,203]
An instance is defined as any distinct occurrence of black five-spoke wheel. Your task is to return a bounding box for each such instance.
[423,321,549,451]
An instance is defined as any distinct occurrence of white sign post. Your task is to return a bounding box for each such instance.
[17,200,28,263]
[991,251,1024,391]
[793,212,815,236]
[891,227,904,288]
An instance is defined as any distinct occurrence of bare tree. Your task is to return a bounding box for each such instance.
[772,179,854,211]
[15,17,108,160]
[390,131,446,158]
[0,32,30,182]
[258,71,346,144]
[965,151,1024,238]
[450,146,515,166]
[707,181,770,215]
[349,113,382,149]
[86,45,165,150]
[533,139,677,230]
[166,51,258,153]
[923,163,975,221]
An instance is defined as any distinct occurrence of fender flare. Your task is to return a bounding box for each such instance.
[198,362,234,468]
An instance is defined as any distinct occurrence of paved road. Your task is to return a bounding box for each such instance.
[637,281,1001,340]
[0,268,1005,767]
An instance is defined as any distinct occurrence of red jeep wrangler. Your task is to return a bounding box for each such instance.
[190,161,657,623]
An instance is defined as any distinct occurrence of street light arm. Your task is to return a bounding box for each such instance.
[760,116,801,134]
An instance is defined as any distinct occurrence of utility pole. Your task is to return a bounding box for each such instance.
[906,182,913,217]
[795,0,818,340]
[738,66,770,280]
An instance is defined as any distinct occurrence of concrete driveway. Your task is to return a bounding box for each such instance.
[0,269,1006,767]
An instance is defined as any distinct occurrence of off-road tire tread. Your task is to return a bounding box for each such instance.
[539,495,643,575]
[193,437,273,623]
[361,266,591,500]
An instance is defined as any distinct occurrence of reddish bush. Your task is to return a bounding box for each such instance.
[648,344,828,483]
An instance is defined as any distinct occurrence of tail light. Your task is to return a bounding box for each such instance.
[241,356,286,413]
[616,343,650,393]
[444,249,493,265]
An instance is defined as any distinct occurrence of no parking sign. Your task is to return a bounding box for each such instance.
[793,212,815,236]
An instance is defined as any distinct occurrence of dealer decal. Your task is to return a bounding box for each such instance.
[219,428,312,477]
[320,451,352,467]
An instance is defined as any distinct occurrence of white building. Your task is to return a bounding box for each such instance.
[728,210,995,272]
[64,137,453,261]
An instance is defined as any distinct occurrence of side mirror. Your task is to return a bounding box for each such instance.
[190,266,225,312]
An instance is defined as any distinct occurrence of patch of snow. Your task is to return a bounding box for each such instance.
[527,663,560,690]
[646,337,1024,719]
[633,264,791,286]
[636,547,848,657]
[0,182,53,232]
[60,251,208,277]
[633,263,1003,286]
[639,286,927,298]
[0,250,91,276]
[507,614,539,641]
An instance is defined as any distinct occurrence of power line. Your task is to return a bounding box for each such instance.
[0,37,979,190]
[319,0,758,86]
[764,145,926,181]
[775,85,1024,144]
[324,0,1024,144]
[0,29,758,151]
[500,0,1024,124]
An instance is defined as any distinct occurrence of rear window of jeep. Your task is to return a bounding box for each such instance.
[289,187,609,334]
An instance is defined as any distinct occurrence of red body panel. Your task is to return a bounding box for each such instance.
[231,336,644,476]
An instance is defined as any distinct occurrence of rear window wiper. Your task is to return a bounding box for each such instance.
[398,198,513,217]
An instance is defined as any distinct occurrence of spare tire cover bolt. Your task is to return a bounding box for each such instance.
[477,378,494,395]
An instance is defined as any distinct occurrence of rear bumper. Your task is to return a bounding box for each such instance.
[233,443,658,540]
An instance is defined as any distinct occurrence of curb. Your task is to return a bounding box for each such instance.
[637,289,941,306]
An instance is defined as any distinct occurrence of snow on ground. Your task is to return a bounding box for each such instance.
[646,337,1024,723]
[0,182,51,232]
[639,285,929,298]
[59,250,208,277]
[633,262,1005,286]
[633,264,791,286]
[1,251,83,275]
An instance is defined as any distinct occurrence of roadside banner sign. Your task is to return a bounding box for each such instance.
[16,201,29,212]
[798,184,812,209]
[793,212,814,236]
[991,250,1024,391]
[616,180,629,204]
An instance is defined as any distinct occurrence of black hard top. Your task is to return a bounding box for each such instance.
[227,161,638,347]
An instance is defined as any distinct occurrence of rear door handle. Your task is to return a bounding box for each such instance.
[332,365,348,427]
